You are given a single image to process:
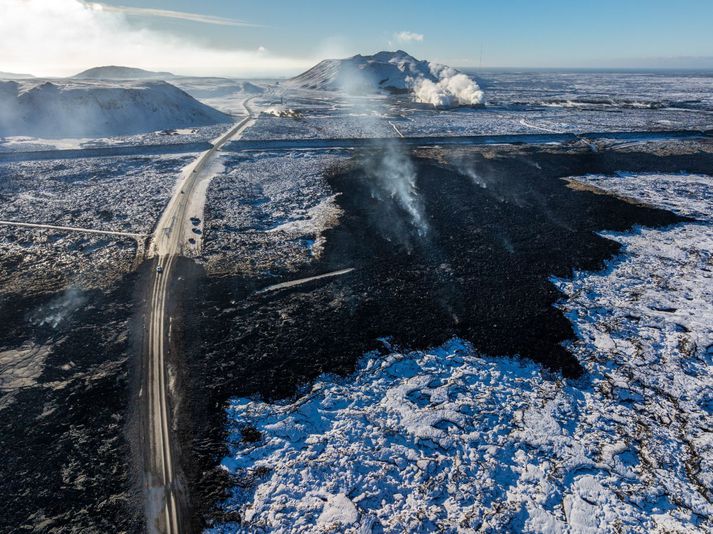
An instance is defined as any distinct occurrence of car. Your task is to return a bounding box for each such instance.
[156,266,163,274]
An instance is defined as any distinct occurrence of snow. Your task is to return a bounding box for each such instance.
[0,79,230,137]
[316,493,359,529]
[202,150,347,275]
[211,172,713,532]
[239,70,713,142]
[71,65,174,80]
[170,78,267,115]
[288,50,483,108]
[0,154,195,233]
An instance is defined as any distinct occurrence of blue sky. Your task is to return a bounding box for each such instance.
[2,0,712,77]
[101,0,713,68]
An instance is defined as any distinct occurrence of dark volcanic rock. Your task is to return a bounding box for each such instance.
[0,277,142,533]
[185,146,711,524]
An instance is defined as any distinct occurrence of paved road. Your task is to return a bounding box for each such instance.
[0,219,146,239]
[140,100,256,534]
[222,128,713,153]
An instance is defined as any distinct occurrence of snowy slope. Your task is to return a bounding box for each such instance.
[289,50,436,92]
[0,80,231,137]
[213,173,713,533]
[288,50,484,108]
[72,65,174,80]
[171,78,266,99]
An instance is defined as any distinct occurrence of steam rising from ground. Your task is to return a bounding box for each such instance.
[336,69,429,240]
[410,64,484,108]
[363,141,429,238]
[31,287,87,329]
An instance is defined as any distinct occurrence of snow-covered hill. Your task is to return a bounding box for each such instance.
[172,78,266,99]
[0,80,231,138]
[73,65,174,80]
[288,50,484,108]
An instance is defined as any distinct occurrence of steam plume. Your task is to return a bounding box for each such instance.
[335,66,430,240]
[365,140,429,237]
[410,63,484,108]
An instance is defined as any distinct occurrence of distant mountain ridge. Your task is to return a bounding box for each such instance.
[73,66,175,80]
[0,80,230,138]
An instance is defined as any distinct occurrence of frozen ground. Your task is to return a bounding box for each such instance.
[0,154,196,293]
[0,123,229,153]
[471,70,713,111]
[0,154,195,234]
[243,98,713,141]
[0,228,136,295]
[240,71,713,142]
[213,172,713,532]
[171,77,268,116]
[201,150,348,276]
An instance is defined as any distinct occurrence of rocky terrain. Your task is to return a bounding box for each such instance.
[208,142,713,533]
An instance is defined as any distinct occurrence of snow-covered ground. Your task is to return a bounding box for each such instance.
[240,70,713,142]
[202,150,347,276]
[0,154,196,233]
[0,124,229,153]
[0,227,136,295]
[472,70,713,112]
[212,173,713,532]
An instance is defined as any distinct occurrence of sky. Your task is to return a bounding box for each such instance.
[2,0,713,77]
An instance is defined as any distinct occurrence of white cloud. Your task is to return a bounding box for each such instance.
[395,31,424,43]
[88,3,263,27]
[0,0,310,77]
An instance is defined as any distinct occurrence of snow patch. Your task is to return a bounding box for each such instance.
[212,172,713,532]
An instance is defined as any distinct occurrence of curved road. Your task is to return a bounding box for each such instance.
[140,99,256,534]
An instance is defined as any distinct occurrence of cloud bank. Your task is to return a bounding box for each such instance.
[396,31,425,43]
[0,0,309,77]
